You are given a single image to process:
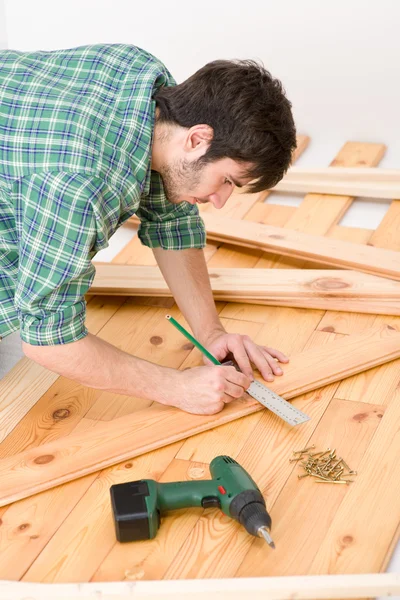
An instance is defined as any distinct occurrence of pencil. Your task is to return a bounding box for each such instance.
[165,314,221,366]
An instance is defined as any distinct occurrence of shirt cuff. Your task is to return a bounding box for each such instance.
[138,215,206,250]
[19,300,88,346]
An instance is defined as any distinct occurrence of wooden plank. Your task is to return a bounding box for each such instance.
[368,200,400,251]
[90,265,400,315]
[273,166,400,199]
[199,212,400,280]
[309,385,400,575]
[0,326,398,508]
[0,573,399,600]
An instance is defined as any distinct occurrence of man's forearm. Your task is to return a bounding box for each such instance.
[22,333,177,404]
[152,247,225,344]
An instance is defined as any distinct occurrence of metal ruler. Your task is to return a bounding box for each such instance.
[246,380,310,426]
[221,358,310,427]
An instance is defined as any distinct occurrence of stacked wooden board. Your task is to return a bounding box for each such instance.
[0,138,399,599]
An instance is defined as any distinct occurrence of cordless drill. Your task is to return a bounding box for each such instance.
[110,455,275,548]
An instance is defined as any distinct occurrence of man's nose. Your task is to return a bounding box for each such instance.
[208,187,233,209]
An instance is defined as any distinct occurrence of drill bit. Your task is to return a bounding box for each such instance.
[258,526,276,549]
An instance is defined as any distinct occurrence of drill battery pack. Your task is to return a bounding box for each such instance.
[110,480,160,542]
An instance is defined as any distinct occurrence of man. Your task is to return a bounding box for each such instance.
[0,44,297,415]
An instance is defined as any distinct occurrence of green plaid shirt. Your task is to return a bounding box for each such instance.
[0,44,206,346]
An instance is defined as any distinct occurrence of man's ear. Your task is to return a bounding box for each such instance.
[185,124,214,153]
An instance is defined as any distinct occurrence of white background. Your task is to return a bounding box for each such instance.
[0,0,399,591]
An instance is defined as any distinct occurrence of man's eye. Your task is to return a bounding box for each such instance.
[225,178,233,185]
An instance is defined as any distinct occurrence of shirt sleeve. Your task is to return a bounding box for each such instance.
[14,172,98,346]
[136,171,206,250]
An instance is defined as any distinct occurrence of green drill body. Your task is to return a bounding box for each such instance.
[110,456,274,547]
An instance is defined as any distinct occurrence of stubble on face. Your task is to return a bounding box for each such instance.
[159,157,205,204]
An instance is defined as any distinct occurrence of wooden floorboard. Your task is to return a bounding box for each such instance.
[0,138,399,585]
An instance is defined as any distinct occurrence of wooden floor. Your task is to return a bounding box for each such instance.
[0,139,399,584]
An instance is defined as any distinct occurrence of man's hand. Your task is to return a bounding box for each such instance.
[202,330,289,382]
[165,365,252,415]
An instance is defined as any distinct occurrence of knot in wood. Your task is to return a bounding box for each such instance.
[312,277,350,291]
[34,454,55,465]
[353,412,368,423]
[189,467,205,479]
[342,535,354,545]
[321,326,336,333]
[125,568,145,580]
[150,335,163,346]
[52,408,71,420]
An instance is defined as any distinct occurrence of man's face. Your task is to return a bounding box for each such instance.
[159,156,254,209]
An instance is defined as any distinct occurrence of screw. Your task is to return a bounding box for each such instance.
[293,445,315,455]
[341,459,351,471]
[312,473,333,482]
[315,480,350,485]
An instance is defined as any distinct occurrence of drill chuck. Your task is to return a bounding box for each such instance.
[229,489,272,536]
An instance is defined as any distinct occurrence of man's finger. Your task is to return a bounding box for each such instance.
[263,347,290,363]
[261,351,285,376]
[242,339,276,381]
[222,380,247,402]
[225,336,254,379]
[222,366,252,390]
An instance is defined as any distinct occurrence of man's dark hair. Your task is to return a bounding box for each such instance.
[154,59,297,193]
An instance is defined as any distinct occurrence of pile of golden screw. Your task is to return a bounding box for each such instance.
[290,445,357,485]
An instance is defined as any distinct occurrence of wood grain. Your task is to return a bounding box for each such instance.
[90,264,400,315]
[273,166,400,199]
[0,326,399,508]
[199,212,400,280]
[0,573,399,600]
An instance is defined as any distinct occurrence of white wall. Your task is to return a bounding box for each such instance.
[0,0,7,48]
[3,0,400,164]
